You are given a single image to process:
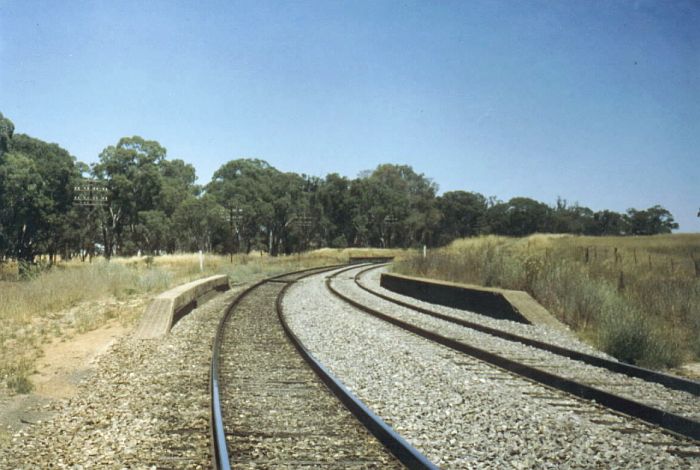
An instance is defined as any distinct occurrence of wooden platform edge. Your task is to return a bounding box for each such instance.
[134,274,230,339]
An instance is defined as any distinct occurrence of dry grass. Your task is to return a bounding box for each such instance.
[394,234,700,369]
[0,248,403,394]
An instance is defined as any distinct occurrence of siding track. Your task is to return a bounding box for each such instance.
[358,265,700,396]
[327,264,700,443]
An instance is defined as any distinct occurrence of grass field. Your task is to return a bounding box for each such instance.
[394,234,700,370]
[0,248,408,394]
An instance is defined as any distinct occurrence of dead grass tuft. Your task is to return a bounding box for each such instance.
[395,234,699,369]
[1,248,398,393]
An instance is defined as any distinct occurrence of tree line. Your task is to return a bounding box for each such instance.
[0,112,680,274]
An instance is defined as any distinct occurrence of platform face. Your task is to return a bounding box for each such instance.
[380,272,570,333]
[134,275,229,339]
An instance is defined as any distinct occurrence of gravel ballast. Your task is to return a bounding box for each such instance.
[283,267,700,469]
[350,267,700,420]
[362,267,609,358]
[0,288,243,468]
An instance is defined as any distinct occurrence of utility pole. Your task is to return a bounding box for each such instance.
[383,214,398,248]
[73,179,108,207]
[293,212,314,253]
[73,179,108,261]
[228,206,244,262]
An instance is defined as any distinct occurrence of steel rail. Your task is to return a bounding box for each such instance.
[327,267,700,442]
[276,270,438,470]
[210,263,437,469]
[209,264,345,470]
[354,264,700,396]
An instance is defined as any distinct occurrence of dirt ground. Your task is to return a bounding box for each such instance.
[0,321,130,443]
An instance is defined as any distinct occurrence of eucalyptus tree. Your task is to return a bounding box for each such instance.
[172,194,225,252]
[207,159,277,254]
[549,198,595,235]
[269,170,308,254]
[436,191,487,245]
[158,158,200,216]
[351,164,440,248]
[590,210,628,235]
[92,136,167,257]
[626,206,678,235]
[0,133,80,273]
[485,197,554,236]
[316,173,354,248]
[0,112,14,157]
[207,159,318,255]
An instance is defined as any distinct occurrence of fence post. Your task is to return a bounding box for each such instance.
[617,270,625,292]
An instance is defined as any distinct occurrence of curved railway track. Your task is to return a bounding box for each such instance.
[326,264,700,445]
[210,266,436,469]
[358,265,700,396]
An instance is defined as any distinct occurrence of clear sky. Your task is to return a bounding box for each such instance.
[1,0,698,231]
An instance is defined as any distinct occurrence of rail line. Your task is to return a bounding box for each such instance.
[210,265,437,469]
[355,264,700,396]
[326,264,700,443]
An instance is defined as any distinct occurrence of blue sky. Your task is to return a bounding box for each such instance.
[1,0,698,231]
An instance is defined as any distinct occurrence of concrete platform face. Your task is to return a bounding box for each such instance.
[134,275,230,339]
[380,272,569,333]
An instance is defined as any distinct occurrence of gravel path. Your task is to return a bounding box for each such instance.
[0,288,243,469]
[283,267,700,469]
[348,266,700,420]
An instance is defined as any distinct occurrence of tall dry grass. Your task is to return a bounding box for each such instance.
[1,248,405,393]
[394,234,700,369]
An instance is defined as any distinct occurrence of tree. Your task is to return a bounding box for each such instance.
[0,137,81,273]
[268,170,307,255]
[135,210,172,254]
[207,159,278,254]
[316,173,354,247]
[172,195,225,252]
[436,191,487,244]
[486,197,553,236]
[349,164,439,248]
[590,210,628,235]
[158,158,199,217]
[550,198,594,235]
[0,112,14,157]
[0,153,49,271]
[627,206,678,235]
[92,136,167,257]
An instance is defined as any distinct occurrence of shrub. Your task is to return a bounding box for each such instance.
[597,301,683,368]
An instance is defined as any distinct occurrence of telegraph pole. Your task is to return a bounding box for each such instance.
[293,212,314,253]
[383,214,397,248]
[73,179,108,207]
[73,179,108,261]
[229,206,244,262]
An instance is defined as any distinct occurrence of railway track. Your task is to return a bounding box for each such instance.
[210,266,435,469]
[321,264,700,456]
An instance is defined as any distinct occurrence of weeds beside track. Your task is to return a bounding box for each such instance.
[394,234,700,369]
